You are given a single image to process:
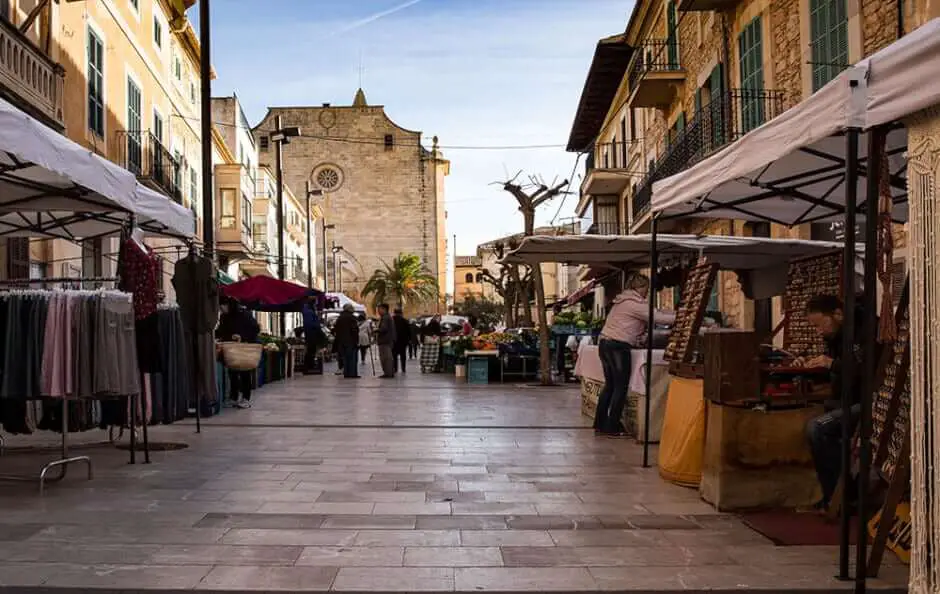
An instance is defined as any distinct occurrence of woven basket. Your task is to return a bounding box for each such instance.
[220,339,263,371]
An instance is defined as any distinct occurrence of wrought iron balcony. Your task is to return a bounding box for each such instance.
[592,140,633,171]
[581,140,637,199]
[631,88,785,223]
[0,18,65,129]
[115,130,182,203]
[678,0,740,10]
[627,39,684,108]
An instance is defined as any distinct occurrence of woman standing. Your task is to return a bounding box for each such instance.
[420,315,443,373]
[217,299,260,409]
[595,274,675,437]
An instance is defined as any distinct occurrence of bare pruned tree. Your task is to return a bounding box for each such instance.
[497,176,571,385]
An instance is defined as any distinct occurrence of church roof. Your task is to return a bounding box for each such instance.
[353,88,368,107]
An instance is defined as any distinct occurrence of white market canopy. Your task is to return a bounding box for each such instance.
[325,292,366,312]
[0,96,195,240]
[651,17,940,226]
[502,234,851,271]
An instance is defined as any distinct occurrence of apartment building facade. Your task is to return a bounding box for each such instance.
[454,256,486,304]
[570,0,935,329]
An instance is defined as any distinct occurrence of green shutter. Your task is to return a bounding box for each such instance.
[676,111,686,133]
[738,16,765,132]
[667,1,679,67]
[708,63,725,150]
[810,0,848,92]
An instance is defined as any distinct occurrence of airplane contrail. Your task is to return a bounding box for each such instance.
[328,0,425,37]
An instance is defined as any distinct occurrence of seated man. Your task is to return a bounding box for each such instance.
[798,294,864,511]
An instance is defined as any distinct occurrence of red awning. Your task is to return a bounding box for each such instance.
[220,276,322,312]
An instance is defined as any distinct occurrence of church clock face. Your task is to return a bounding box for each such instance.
[319,109,336,130]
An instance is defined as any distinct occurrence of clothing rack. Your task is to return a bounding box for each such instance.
[0,280,152,494]
[0,399,93,495]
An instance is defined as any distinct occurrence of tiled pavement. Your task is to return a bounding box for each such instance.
[0,369,909,592]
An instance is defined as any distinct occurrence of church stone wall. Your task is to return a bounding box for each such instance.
[254,99,446,313]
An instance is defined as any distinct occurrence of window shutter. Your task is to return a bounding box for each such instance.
[811,0,848,91]
[7,238,29,280]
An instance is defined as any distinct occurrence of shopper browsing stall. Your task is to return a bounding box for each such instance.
[333,305,361,379]
[595,273,676,437]
[797,294,866,511]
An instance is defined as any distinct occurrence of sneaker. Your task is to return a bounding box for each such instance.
[235,399,252,409]
[334,370,344,376]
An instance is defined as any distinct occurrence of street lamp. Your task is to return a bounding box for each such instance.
[304,182,323,290]
[338,259,349,292]
[271,116,301,337]
[322,223,335,292]
[331,243,343,292]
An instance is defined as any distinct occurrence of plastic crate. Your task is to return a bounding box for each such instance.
[468,356,490,385]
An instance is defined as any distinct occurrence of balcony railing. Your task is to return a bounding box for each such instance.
[631,88,785,223]
[0,18,65,128]
[628,39,681,92]
[115,130,182,203]
[587,221,627,236]
[589,140,633,171]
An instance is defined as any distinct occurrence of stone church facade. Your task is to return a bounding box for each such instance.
[253,89,449,312]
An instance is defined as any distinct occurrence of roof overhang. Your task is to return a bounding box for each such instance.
[566,34,633,153]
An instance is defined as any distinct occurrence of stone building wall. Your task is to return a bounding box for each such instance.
[861,0,902,56]
[770,0,803,107]
[253,93,447,313]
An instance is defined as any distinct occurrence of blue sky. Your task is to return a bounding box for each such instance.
[207,0,630,259]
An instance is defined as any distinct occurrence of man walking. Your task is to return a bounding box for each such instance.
[376,303,396,379]
[333,304,361,379]
[392,308,411,374]
[301,296,324,374]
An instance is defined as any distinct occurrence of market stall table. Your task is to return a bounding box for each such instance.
[466,350,499,385]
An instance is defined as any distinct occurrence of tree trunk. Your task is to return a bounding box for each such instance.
[522,212,552,386]
[520,268,534,326]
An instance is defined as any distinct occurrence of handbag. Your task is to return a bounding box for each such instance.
[219,336,263,371]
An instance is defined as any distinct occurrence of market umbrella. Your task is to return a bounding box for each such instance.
[220,276,323,312]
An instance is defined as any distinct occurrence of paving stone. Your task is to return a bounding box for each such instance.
[333,567,454,591]
[404,546,503,567]
[197,565,338,590]
[320,515,417,530]
[295,546,404,567]
[506,515,604,530]
[415,515,508,530]
[373,502,452,516]
[194,512,326,529]
[41,563,211,589]
[425,490,486,503]
[221,529,358,546]
[353,530,460,547]
[0,524,45,542]
[455,567,597,591]
[148,544,304,566]
[501,545,738,567]
[626,513,702,530]
[317,491,426,503]
[460,530,555,547]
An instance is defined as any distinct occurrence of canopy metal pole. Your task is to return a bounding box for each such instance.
[856,126,883,592]
[643,216,658,468]
[838,126,860,581]
[199,0,214,258]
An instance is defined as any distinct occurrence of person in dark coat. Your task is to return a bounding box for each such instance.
[408,320,421,359]
[332,304,360,378]
[301,296,325,374]
[216,299,260,409]
[376,304,396,378]
[392,308,411,374]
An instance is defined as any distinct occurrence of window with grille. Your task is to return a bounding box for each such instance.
[738,16,765,132]
[810,0,848,92]
[384,134,394,150]
[126,78,142,173]
[190,169,198,207]
[87,29,105,137]
[259,135,269,152]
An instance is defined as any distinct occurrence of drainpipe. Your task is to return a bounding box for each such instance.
[897,0,904,39]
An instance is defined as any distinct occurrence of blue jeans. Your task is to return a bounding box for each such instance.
[343,346,360,378]
[595,338,633,434]
[805,404,860,505]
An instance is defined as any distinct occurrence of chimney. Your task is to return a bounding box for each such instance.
[322,103,331,107]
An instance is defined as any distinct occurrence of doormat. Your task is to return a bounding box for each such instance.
[740,510,859,546]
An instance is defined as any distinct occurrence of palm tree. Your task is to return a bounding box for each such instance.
[362,253,439,310]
